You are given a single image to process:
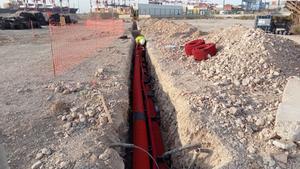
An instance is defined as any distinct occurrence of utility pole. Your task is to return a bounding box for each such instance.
[223,0,225,10]
[90,0,93,13]
[59,0,62,13]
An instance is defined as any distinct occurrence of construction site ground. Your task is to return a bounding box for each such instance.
[140,18,300,169]
[1,18,300,169]
[0,24,132,169]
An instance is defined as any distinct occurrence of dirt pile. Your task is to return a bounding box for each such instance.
[140,19,300,169]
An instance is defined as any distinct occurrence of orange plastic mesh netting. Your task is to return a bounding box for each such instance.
[49,18,124,75]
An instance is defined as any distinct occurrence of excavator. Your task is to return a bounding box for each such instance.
[255,0,300,35]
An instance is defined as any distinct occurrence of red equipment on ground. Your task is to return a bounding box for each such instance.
[132,44,168,169]
[184,39,205,55]
[184,39,217,61]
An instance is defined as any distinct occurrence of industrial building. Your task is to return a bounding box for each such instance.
[242,0,287,11]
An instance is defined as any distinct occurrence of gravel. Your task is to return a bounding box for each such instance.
[140,18,300,169]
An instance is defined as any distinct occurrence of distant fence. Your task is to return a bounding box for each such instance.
[49,16,124,75]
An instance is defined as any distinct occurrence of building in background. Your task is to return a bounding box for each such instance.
[242,0,287,11]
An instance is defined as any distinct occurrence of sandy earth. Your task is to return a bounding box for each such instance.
[140,18,300,169]
[0,22,132,169]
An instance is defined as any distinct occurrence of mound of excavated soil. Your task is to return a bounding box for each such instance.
[140,19,300,169]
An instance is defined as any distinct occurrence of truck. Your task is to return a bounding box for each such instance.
[255,0,300,35]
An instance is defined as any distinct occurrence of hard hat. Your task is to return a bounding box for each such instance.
[140,38,145,45]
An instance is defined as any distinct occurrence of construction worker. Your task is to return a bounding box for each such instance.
[135,34,146,47]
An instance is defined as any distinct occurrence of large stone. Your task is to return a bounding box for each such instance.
[275,76,300,141]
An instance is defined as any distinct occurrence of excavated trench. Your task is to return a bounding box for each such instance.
[124,22,233,169]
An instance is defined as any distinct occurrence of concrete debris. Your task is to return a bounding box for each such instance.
[275,76,300,141]
[272,139,296,150]
[31,160,42,169]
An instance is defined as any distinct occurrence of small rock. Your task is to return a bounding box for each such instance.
[70,107,79,113]
[66,115,73,121]
[50,101,68,114]
[61,115,67,121]
[62,89,71,94]
[273,71,280,76]
[59,161,69,168]
[79,114,87,123]
[95,68,104,77]
[47,95,54,101]
[86,110,96,117]
[247,145,256,154]
[228,107,239,115]
[255,118,265,126]
[99,116,108,126]
[63,122,72,130]
[31,161,42,169]
[35,153,43,160]
[41,148,52,155]
[54,86,63,93]
[90,153,98,163]
[70,112,77,118]
[242,78,250,86]
[272,139,296,150]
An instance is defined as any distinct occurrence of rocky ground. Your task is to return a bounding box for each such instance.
[177,19,300,45]
[0,22,132,169]
[140,19,300,169]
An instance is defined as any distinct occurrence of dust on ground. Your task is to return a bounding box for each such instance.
[0,22,132,169]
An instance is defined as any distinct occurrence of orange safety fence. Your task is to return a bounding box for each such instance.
[49,18,124,75]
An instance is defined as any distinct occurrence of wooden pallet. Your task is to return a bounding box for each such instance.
[286,0,300,23]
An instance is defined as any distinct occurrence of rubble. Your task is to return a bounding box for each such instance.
[31,161,42,169]
[140,19,300,168]
[272,139,297,150]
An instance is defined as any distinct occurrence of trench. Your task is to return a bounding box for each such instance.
[126,22,169,169]
[123,21,233,169]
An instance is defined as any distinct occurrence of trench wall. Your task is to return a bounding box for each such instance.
[146,42,234,169]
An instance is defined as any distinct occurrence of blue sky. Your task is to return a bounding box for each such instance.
[0,0,242,13]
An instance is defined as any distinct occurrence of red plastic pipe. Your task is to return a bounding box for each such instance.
[140,47,168,169]
[132,45,151,169]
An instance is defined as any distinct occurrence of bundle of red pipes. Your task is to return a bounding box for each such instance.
[131,45,168,169]
[184,39,217,61]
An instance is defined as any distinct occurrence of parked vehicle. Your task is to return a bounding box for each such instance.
[49,13,77,26]
[255,14,292,35]
[0,11,46,30]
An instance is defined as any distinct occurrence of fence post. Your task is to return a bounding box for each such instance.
[49,25,56,77]
[31,20,35,39]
